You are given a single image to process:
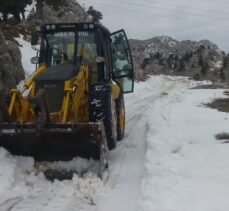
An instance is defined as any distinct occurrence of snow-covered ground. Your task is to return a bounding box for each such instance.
[2,38,229,211]
[136,77,229,211]
[1,74,229,210]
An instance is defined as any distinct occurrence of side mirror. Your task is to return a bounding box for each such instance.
[30,56,39,64]
[31,32,41,50]
[31,32,39,46]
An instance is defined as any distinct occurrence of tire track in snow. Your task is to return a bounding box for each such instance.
[98,76,186,211]
[0,197,22,211]
[125,76,178,137]
[137,78,192,211]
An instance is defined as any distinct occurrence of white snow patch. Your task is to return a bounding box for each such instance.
[0,148,104,211]
[188,79,212,88]
[15,35,37,77]
[147,43,155,47]
[160,35,170,43]
[168,40,177,47]
[137,76,229,211]
[214,60,223,69]
[24,1,36,19]
[36,158,101,176]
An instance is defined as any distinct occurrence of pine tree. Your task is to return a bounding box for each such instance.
[223,56,229,69]
[154,52,161,59]
[220,67,226,81]
[141,58,149,69]
[198,55,204,66]
[87,6,103,23]
[0,0,32,23]
[201,61,210,75]
[36,0,44,19]
[178,59,185,72]
[183,52,192,62]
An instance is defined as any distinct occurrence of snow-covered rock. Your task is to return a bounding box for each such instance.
[130,36,223,82]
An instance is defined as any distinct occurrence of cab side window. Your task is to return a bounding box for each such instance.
[110,30,134,93]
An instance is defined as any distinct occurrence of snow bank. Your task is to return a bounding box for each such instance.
[0,147,104,210]
[36,157,100,176]
[138,76,229,211]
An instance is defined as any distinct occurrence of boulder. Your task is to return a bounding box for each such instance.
[28,0,89,26]
[130,36,223,81]
[0,30,25,92]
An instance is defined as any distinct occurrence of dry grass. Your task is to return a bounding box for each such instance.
[207,97,229,143]
[215,132,229,140]
[215,133,229,143]
[223,91,229,96]
[205,98,229,112]
[160,92,168,96]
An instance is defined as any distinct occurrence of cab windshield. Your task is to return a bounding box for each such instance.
[44,31,98,67]
[45,32,75,67]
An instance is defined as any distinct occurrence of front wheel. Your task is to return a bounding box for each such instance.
[89,84,117,150]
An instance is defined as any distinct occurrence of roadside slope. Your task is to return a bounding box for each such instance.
[138,78,229,211]
[98,76,191,211]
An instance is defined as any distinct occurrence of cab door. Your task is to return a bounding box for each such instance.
[110,30,134,93]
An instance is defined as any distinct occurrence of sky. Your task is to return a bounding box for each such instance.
[79,0,229,52]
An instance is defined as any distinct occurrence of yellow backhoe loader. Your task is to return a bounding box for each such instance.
[0,23,134,178]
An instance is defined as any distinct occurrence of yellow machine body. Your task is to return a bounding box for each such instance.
[0,23,134,178]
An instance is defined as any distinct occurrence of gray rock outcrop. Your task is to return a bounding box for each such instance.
[0,30,25,92]
[28,0,89,26]
[130,36,224,81]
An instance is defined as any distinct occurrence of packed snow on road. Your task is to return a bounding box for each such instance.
[1,39,229,211]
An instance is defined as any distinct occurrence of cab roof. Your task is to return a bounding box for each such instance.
[41,23,110,35]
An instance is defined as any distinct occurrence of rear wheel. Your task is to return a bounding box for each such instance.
[89,84,117,150]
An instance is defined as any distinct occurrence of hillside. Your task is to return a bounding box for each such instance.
[130,36,229,84]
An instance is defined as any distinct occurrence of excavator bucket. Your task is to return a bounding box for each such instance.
[0,122,109,179]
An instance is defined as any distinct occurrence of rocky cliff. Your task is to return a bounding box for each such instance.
[0,0,88,92]
[130,36,226,82]
[27,0,89,26]
[0,29,24,92]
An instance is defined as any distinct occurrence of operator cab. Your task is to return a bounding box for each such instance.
[31,23,134,93]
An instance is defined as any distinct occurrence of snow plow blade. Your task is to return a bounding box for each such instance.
[0,122,109,178]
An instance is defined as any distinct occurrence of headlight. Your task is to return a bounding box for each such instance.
[89,24,94,29]
[83,24,88,29]
[51,25,56,30]
[46,25,50,30]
